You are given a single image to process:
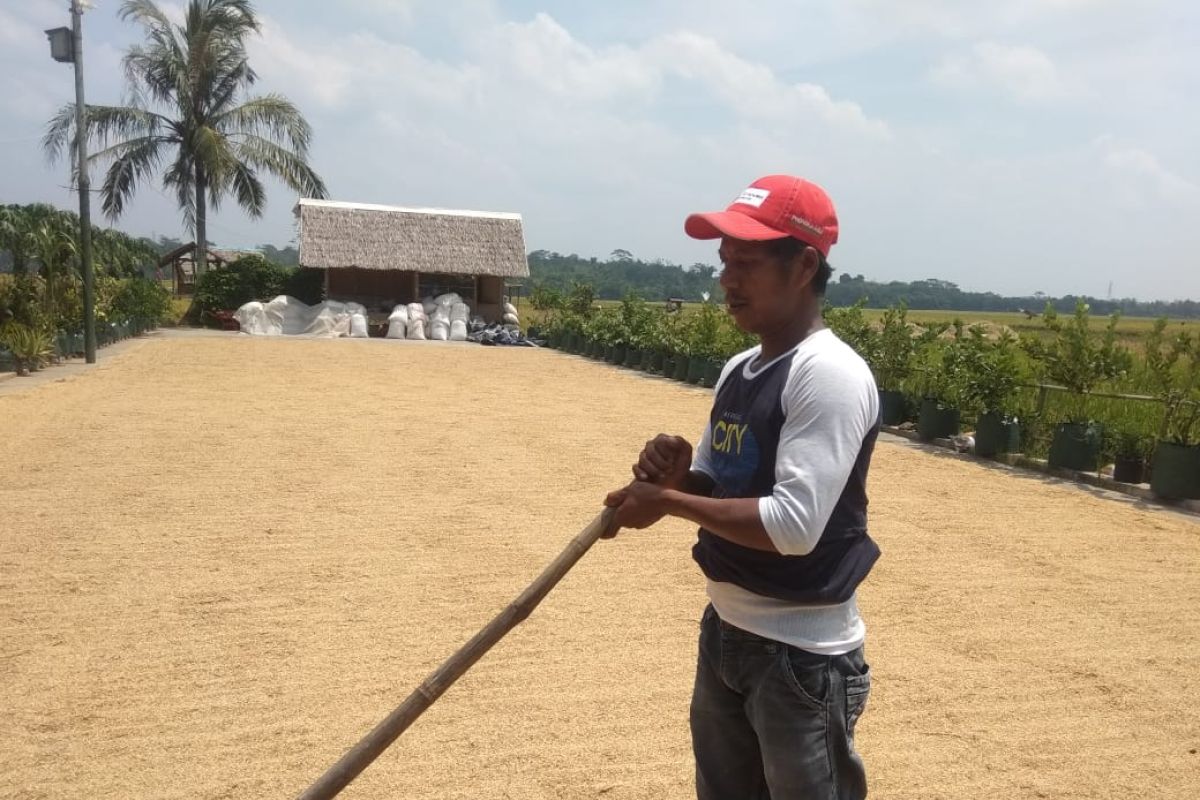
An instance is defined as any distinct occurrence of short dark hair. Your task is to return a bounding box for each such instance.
[765,237,833,296]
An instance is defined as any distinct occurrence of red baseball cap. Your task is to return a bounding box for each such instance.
[684,175,839,257]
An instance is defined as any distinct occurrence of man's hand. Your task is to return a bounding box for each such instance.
[633,434,694,490]
[603,480,670,532]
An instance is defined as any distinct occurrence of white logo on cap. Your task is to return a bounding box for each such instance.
[789,215,823,236]
[734,188,770,208]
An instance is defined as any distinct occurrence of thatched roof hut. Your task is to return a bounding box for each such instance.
[157,242,260,296]
[293,199,528,320]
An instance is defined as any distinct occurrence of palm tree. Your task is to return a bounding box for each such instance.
[43,0,328,277]
[30,220,78,316]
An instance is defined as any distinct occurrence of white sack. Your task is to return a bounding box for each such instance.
[233,301,271,335]
[435,292,462,307]
[421,297,437,316]
[503,302,518,316]
[406,317,427,340]
[431,319,450,341]
[450,302,470,322]
[503,312,520,325]
[349,312,369,338]
[388,305,409,322]
[449,319,468,341]
[386,318,407,339]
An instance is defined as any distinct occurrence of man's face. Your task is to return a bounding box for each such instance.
[717,237,810,335]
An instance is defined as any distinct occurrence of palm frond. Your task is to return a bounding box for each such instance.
[41,105,77,163]
[228,161,266,217]
[233,134,329,199]
[162,156,196,234]
[215,94,312,152]
[97,137,168,220]
[87,106,168,150]
[205,55,255,116]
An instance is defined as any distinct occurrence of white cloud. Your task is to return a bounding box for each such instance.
[473,14,660,105]
[646,32,891,140]
[1096,138,1200,205]
[847,0,1121,39]
[932,41,1074,103]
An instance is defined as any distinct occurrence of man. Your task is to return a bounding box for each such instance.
[604,175,881,799]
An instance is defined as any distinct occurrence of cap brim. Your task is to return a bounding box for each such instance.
[684,211,790,241]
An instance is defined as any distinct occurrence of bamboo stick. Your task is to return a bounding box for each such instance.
[296,506,619,800]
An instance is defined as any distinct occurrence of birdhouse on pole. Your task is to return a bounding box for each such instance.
[45,27,74,63]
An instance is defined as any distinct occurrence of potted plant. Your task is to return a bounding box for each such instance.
[616,292,653,370]
[1143,318,1200,499]
[912,320,960,441]
[1024,302,1131,472]
[582,308,619,362]
[871,303,917,425]
[824,298,879,364]
[685,302,725,385]
[0,321,54,377]
[1107,429,1153,485]
[958,328,1024,457]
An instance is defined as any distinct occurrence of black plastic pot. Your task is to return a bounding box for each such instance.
[648,350,665,374]
[608,344,626,364]
[673,354,691,381]
[702,359,724,388]
[1048,422,1103,472]
[917,398,960,441]
[686,357,707,384]
[974,412,1021,458]
[1150,442,1200,500]
[624,348,643,368]
[1112,456,1146,484]
[878,389,907,426]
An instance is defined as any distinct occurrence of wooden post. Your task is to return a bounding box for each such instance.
[295,507,619,800]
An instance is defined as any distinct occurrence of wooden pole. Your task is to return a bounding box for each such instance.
[296,506,619,800]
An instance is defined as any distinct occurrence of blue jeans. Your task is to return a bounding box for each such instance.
[690,604,871,799]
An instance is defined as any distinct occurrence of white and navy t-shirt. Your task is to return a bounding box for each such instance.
[691,328,881,655]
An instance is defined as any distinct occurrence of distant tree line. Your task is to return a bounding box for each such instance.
[527,249,720,302]
[823,274,1200,319]
[525,249,1199,318]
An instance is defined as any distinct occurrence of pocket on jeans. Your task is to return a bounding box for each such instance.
[780,647,829,711]
[845,669,871,732]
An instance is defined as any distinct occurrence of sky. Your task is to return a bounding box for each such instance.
[2,0,1198,301]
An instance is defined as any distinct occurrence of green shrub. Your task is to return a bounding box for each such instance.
[824,298,878,366]
[529,284,564,310]
[955,327,1024,417]
[108,277,172,325]
[1022,301,1132,422]
[193,254,293,317]
[1144,317,1200,444]
[281,267,325,305]
[565,282,597,317]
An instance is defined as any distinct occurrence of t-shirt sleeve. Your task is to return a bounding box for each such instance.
[757,350,878,556]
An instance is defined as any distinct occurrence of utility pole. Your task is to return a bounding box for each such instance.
[47,1,96,363]
[72,0,96,363]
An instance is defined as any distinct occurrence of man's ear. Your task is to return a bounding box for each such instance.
[793,246,820,289]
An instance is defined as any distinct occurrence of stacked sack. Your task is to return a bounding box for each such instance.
[386,304,408,339]
[450,302,469,341]
[391,293,473,342]
[406,302,428,340]
[502,299,520,327]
